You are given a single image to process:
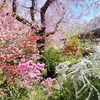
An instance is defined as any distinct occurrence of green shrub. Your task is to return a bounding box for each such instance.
[51,45,100,100]
[0,82,29,100]
[0,68,29,100]
[43,34,94,78]
[43,47,67,78]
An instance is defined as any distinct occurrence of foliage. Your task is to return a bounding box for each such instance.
[18,59,45,86]
[0,31,41,64]
[63,33,94,62]
[53,45,100,100]
[26,84,48,100]
[0,5,58,100]
[41,77,57,94]
[0,69,29,100]
[43,33,94,78]
[43,47,67,78]
[47,79,76,100]
[0,59,53,100]
[1,2,100,100]
[0,5,41,65]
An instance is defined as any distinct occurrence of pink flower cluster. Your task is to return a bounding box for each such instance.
[18,59,45,86]
[41,77,56,86]
[41,77,57,95]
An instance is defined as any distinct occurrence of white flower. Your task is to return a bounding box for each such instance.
[56,61,71,74]
[55,49,100,100]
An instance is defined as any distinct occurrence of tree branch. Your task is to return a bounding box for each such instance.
[40,0,55,25]
[16,15,33,27]
[12,0,33,28]
[30,0,35,21]
[12,0,16,12]
[54,5,66,32]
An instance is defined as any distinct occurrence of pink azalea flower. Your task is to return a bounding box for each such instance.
[30,36,41,41]
[37,63,45,67]
[27,65,33,68]
[48,91,51,95]
[32,63,38,67]
[28,71,36,78]
[34,70,41,76]
[20,58,26,63]
[41,77,56,85]
[26,60,33,65]
[18,63,27,75]
[36,63,45,71]
[39,67,45,71]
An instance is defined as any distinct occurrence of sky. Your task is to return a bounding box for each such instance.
[12,0,100,33]
[70,0,100,22]
[0,0,99,30]
[18,0,100,22]
[0,0,100,23]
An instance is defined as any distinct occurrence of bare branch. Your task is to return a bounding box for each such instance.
[12,0,16,12]
[30,0,35,21]
[12,0,33,28]
[16,15,33,27]
[54,5,66,32]
[40,0,56,25]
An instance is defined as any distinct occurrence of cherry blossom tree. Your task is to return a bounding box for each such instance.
[1,0,100,77]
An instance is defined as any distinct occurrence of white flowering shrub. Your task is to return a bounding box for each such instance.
[55,45,100,100]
